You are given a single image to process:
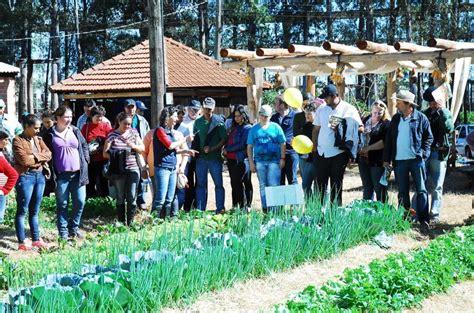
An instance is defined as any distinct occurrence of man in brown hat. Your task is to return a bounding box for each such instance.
[383,90,433,234]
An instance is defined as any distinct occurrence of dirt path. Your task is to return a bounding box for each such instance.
[163,233,427,312]
[407,281,474,313]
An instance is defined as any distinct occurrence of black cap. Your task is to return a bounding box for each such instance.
[318,84,338,99]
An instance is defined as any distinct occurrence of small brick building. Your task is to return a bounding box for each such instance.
[0,62,19,116]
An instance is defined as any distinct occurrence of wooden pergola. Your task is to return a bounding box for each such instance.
[220,38,474,120]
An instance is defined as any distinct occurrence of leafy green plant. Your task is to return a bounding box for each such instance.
[2,200,409,311]
[282,225,474,312]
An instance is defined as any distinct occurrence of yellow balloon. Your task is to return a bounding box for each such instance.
[283,87,303,109]
[292,135,313,154]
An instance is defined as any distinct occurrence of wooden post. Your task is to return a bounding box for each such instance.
[214,0,222,60]
[336,79,345,100]
[18,59,27,119]
[246,66,257,122]
[51,59,59,109]
[306,75,315,97]
[148,0,165,128]
[386,71,397,116]
[27,60,34,113]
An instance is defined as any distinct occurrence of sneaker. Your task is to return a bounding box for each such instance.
[69,229,85,240]
[32,240,49,249]
[18,243,31,251]
[431,217,441,225]
[419,221,434,238]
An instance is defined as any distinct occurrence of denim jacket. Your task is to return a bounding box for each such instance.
[383,110,433,165]
[225,124,251,162]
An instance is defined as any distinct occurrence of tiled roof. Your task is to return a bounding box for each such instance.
[0,62,19,75]
[50,38,247,93]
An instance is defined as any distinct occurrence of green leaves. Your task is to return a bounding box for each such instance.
[283,225,474,312]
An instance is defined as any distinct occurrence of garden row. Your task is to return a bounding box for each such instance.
[280,224,474,312]
[0,200,409,312]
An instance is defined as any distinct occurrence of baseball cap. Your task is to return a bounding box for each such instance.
[202,97,216,109]
[0,99,5,108]
[258,104,273,117]
[318,84,338,99]
[84,99,96,107]
[124,99,136,107]
[135,100,148,110]
[188,100,201,110]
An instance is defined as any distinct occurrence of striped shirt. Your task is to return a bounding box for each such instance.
[106,129,140,170]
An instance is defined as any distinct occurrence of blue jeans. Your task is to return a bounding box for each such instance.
[112,170,140,224]
[153,166,177,217]
[358,161,388,202]
[195,158,225,212]
[281,153,299,185]
[255,161,281,211]
[426,151,447,219]
[394,158,429,223]
[298,158,315,196]
[15,172,45,243]
[0,195,6,224]
[56,171,86,238]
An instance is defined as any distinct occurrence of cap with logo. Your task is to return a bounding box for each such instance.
[84,99,96,107]
[188,100,201,110]
[202,97,216,110]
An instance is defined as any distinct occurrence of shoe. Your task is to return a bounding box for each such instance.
[431,217,441,225]
[139,204,148,210]
[70,229,85,239]
[419,221,434,238]
[32,240,49,249]
[18,243,31,251]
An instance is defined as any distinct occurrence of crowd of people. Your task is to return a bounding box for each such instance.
[0,82,455,249]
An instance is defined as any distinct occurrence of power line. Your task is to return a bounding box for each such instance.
[0,1,207,43]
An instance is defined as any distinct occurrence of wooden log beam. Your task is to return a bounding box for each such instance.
[386,71,397,116]
[222,48,474,70]
[427,38,474,49]
[356,40,397,53]
[394,42,439,52]
[256,48,292,57]
[287,44,331,55]
[220,49,256,59]
[323,41,369,54]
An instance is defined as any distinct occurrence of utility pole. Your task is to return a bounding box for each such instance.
[215,0,223,60]
[147,0,166,127]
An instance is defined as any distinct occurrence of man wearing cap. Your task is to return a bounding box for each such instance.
[383,90,433,233]
[124,98,151,210]
[312,84,362,206]
[193,97,227,213]
[76,99,111,130]
[421,86,454,224]
[135,100,148,117]
[247,104,286,212]
[177,100,201,211]
[271,95,298,185]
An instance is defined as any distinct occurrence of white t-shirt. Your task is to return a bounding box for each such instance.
[313,100,362,158]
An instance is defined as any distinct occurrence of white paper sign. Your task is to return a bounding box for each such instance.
[265,184,305,207]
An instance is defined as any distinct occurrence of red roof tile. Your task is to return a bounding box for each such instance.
[50,38,247,93]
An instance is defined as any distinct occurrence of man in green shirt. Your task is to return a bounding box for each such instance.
[193,97,227,212]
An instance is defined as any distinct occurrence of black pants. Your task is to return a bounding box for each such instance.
[86,160,109,198]
[183,158,197,212]
[314,152,349,206]
[227,159,253,209]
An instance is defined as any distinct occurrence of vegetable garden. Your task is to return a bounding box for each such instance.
[0,191,473,312]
